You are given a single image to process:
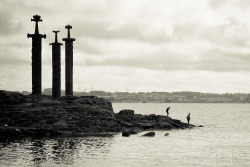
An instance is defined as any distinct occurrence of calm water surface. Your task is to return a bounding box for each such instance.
[0,103,250,167]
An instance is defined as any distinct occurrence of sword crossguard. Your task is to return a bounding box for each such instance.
[53,30,60,34]
[27,33,32,38]
[53,30,60,43]
[27,14,46,39]
[41,34,46,39]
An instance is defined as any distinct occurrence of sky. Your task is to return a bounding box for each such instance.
[1,0,250,93]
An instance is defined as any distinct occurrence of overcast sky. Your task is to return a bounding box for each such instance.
[1,0,250,93]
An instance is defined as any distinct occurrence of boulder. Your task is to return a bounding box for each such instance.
[142,131,155,137]
[119,109,134,115]
[122,131,130,137]
[164,133,169,136]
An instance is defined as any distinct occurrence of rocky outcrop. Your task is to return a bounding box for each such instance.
[0,90,120,137]
[0,90,195,138]
[115,113,192,131]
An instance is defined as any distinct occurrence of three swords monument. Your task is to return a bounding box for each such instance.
[28,15,76,97]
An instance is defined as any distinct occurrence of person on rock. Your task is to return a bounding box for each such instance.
[166,107,170,117]
[187,113,190,125]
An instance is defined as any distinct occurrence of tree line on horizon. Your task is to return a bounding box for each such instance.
[19,88,250,103]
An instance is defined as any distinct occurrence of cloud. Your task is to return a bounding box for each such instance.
[198,49,250,71]
[1,0,250,93]
[80,45,250,72]
[210,0,250,10]
[75,39,103,55]
[209,0,228,9]
[73,20,171,44]
[0,8,23,36]
[0,41,30,65]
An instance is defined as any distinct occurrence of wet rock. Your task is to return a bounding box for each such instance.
[142,132,155,137]
[122,131,130,137]
[164,133,169,136]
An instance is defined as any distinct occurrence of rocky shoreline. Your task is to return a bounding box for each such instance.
[0,90,196,138]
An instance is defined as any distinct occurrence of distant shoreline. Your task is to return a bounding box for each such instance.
[19,89,250,103]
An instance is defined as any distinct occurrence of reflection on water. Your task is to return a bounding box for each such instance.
[1,103,250,167]
[0,136,114,167]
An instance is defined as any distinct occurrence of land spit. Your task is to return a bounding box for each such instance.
[0,90,195,138]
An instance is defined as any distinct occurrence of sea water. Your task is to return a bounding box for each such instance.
[0,103,250,167]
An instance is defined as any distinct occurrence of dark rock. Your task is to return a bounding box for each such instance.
[125,128,142,135]
[148,114,157,120]
[116,120,134,128]
[158,122,173,130]
[22,129,36,136]
[14,129,22,135]
[198,125,204,127]
[128,130,137,134]
[0,123,8,127]
[0,128,25,137]
[172,119,181,123]
[119,109,134,115]
[122,131,130,137]
[142,132,155,137]
[169,122,182,128]
[164,133,169,136]
[115,114,133,122]
[35,128,50,136]
[50,129,61,136]
[0,90,194,138]
[133,122,158,129]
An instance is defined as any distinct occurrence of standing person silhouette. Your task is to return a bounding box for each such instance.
[166,107,170,117]
[187,113,190,125]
